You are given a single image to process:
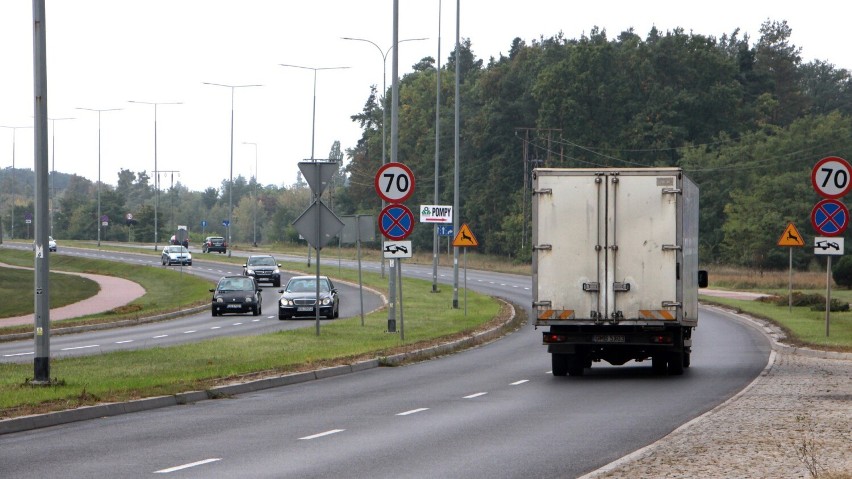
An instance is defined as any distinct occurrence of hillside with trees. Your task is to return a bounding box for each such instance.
[3,20,851,271]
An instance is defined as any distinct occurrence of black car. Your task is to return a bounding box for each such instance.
[210,275,263,316]
[203,236,227,253]
[278,275,339,320]
[243,255,282,287]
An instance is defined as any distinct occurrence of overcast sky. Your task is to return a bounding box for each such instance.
[1,1,849,193]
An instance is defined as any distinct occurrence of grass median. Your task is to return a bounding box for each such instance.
[0,249,506,419]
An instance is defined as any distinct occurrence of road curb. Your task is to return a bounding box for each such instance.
[0,299,521,436]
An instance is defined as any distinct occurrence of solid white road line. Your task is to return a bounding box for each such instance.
[299,429,345,440]
[154,458,222,474]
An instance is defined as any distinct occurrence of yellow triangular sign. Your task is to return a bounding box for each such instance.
[453,223,479,247]
[777,223,805,247]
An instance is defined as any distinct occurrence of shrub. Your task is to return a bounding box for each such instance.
[831,255,852,289]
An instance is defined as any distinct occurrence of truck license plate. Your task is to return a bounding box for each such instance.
[593,335,625,343]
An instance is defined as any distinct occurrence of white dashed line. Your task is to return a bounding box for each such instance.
[153,335,168,339]
[510,380,529,385]
[210,326,221,330]
[463,392,488,399]
[183,330,196,334]
[397,408,429,416]
[61,345,99,351]
[154,458,221,474]
[232,323,243,326]
[115,340,134,344]
[299,429,345,440]
[3,352,34,357]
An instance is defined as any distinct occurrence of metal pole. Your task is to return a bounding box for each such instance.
[75,107,121,246]
[33,0,51,384]
[202,82,262,257]
[398,258,404,341]
[357,215,365,326]
[128,101,181,250]
[243,142,258,246]
[432,0,442,294]
[48,117,73,236]
[387,0,400,332]
[788,248,793,313]
[826,256,831,337]
[452,0,461,308]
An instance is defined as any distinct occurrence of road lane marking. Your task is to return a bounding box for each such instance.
[154,458,221,474]
[299,429,345,440]
[397,408,429,416]
[210,326,221,330]
[183,330,196,334]
[3,352,34,357]
[463,392,488,399]
[115,340,134,344]
[153,335,168,339]
[232,323,243,326]
[510,380,529,385]
[61,345,99,351]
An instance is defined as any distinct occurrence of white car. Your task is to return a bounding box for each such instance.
[161,245,192,266]
[48,236,57,252]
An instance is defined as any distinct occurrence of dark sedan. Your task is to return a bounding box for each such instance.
[211,275,263,316]
[278,275,339,320]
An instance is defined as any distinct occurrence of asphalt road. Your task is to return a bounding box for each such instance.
[0,246,384,360]
[0,244,771,478]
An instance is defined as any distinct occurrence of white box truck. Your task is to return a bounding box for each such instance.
[531,167,707,376]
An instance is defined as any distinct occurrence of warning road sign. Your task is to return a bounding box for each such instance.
[452,223,479,247]
[777,223,805,247]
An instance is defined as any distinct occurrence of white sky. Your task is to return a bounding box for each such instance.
[1,1,849,192]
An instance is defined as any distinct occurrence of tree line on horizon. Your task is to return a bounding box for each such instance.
[3,19,852,271]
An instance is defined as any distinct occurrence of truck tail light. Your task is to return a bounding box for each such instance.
[542,333,567,344]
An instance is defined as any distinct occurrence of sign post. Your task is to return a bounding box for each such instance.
[375,162,415,335]
[452,223,479,315]
[777,223,805,312]
[811,156,851,336]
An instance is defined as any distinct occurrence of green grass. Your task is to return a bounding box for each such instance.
[0,269,503,417]
[0,267,99,315]
[0,249,213,334]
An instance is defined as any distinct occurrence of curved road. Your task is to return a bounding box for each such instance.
[0,244,771,478]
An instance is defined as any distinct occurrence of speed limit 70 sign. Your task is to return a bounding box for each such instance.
[374,162,415,203]
[812,156,852,199]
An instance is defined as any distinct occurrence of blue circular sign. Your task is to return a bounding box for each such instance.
[811,199,849,236]
[379,204,414,240]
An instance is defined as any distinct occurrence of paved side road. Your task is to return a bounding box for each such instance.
[0,262,146,328]
[582,305,852,479]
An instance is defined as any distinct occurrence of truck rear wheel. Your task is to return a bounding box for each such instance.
[552,354,569,376]
[667,351,684,375]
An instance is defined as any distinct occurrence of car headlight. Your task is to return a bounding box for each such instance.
[321,298,331,305]
[245,296,254,302]
[215,297,224,303]
[280,299,294,306]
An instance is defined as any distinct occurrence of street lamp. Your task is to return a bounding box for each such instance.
[202,82,262,257]
[242,141,258,247]
[340,36,427,166]
[47,117,74,237]
[76,107,122,247]
[0,125,33,240]
[278,64,350,160]
[128,100,182,251]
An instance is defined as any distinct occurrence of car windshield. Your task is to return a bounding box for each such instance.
[286,279,330,293]
[248,257,276,266]
[168,246,188,254]
[218,278,254,291]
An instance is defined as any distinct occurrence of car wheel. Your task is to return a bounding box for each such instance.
[212,308,218,317]
[273,279,281,287]
[333,305,339,319]
[253,305,260,316]
[278,314,288,320]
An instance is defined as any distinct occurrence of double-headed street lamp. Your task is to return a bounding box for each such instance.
[76,107,122,247]
[203,82,262,257]
[242,141,258,247]
[0,125,33,240]
[340,36,427,166]
[278,64,350,160]
[128,100,182,251]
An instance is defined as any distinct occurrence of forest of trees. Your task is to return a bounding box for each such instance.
[3,20,852,271]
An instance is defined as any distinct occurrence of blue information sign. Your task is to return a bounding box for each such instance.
[437,225,454,237]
